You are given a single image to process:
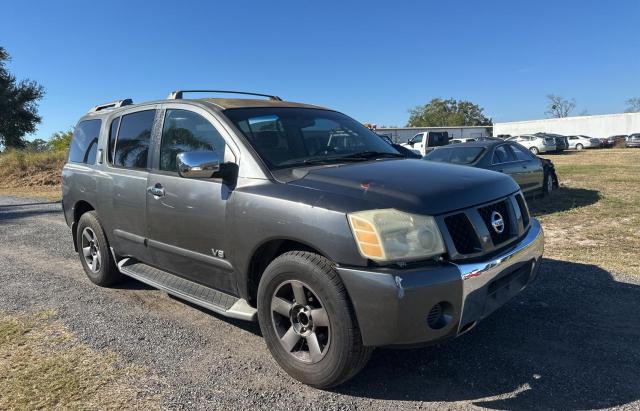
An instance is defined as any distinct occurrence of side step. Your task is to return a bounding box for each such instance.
[117,258,257,321]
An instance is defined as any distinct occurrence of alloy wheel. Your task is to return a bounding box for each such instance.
[81,227,101,273]
[271,280,331,364]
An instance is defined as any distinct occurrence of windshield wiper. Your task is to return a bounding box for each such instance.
[277,151,404,168]
[337,151,405,160]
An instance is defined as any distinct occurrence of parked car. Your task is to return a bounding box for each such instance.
[507,135,556,155]
[62,90,544,388]
[401,131,449,155]
[566,135,598,150]
[626,133,640,148]
[424,140,558,196]
[535,133,567,152]
[599,135,626,148]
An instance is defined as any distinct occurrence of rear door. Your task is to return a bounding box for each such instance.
[145,105,239,293]
[102,108,158,263]
[508,143,543,192]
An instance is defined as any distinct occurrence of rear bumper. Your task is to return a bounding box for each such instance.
[337,219,544,347]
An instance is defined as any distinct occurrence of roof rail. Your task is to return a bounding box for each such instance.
[167,90,282,101]
[89,99,133,113]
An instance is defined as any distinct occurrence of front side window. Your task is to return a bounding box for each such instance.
[159,109,228,172]
[69,119,101,164]
[113,110,155,169]
[492,145,516,164]
[412,133,423,143]
[223,108,400,169]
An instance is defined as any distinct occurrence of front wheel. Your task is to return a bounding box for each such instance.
[530,146,540,155]
[257,251,372,388]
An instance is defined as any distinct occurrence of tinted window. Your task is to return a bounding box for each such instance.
[424,147,484,164]
[114,110,155,169]
[160,109,228,172]
[69,119,101,164]
[492,145,516,164]
[510,144,533,161]
[427,132,448,147]
[224,108,399,169]
[108,117,120,163]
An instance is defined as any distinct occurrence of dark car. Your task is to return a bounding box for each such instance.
[424,140,558,196]
[627,133,640,148]
[62,90,543,388]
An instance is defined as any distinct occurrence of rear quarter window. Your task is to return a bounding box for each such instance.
[69,119,101,164]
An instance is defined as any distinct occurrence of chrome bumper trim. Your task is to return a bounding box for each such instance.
[452,218,544,333]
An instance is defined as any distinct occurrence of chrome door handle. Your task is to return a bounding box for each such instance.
[147,185,165,197]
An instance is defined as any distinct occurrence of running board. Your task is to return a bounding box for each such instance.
[117,258,257,321]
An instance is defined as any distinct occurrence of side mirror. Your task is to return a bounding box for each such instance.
[407,139,415,146]
[177,151,220,179]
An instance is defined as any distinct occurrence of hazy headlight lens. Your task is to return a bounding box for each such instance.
[348,209,445,262]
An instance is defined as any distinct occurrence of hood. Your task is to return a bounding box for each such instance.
[287,159,520,215]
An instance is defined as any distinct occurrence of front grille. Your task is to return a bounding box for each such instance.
[477,200,513,246]
[515,193,530,228]
[444,213,481,254]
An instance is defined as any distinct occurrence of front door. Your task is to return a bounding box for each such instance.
[146,106,238,293]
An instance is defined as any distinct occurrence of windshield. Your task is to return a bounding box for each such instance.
[223,108,400,169]
[423,146,484,164]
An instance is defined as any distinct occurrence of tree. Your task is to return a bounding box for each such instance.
[625,97,640,113]
[48,129,73,151]
[545,94,575,118]
[407,98,492,127]
[0,46,45,149]
[24,138,49,151]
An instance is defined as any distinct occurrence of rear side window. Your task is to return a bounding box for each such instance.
[69,119,101,164]
[113,110,155,169]
[159,109,228,172]
[108,117,120,163]
[492,145,516,164]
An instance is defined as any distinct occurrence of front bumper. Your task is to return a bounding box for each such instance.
[337,219,544,347]
[626,141,640,147]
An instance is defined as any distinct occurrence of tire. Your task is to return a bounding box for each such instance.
[576,143,583,151]
[530,146,539,155]
[543,171,555,196]
[257,251,373,388]
[76,211,122,287]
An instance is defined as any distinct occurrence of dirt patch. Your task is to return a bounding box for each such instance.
[0,310,163,410]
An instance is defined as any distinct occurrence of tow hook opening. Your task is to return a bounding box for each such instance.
[427,301,453,330]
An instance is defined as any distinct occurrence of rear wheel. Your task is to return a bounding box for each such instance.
[544,171,555,196]
[576,143,584,151]
[530,146,539,155]
[76,211,122,286]
[257,251,372,388]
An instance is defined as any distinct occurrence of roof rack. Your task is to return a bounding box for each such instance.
[89,99,133,113]
[167,90,282,101]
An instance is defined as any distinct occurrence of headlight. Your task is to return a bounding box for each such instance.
[348,209,445,262]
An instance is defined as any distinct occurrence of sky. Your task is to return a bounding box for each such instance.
[2,0,639,140]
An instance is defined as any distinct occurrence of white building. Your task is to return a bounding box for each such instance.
[493,112,640,138]
[375,126,492,143]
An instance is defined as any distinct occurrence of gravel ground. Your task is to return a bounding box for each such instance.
[1,195,639,410]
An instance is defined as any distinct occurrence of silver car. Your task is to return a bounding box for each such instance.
[567,135,598,150]
[507,135,556,155]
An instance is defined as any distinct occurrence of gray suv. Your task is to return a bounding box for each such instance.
[62,90,544,388]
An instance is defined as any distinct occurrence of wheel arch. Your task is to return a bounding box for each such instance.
[243,237,331,308]
[71,200,96,252]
